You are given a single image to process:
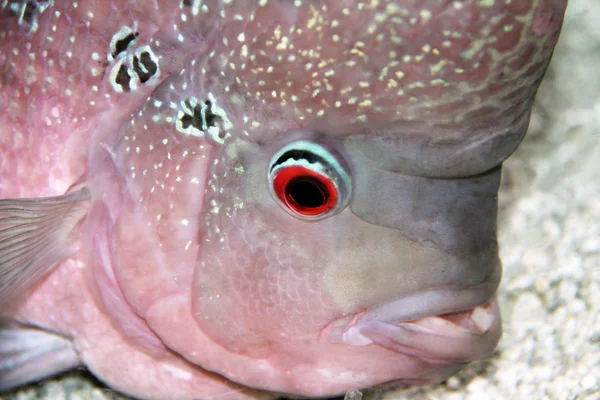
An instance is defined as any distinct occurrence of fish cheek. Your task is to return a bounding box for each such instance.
[321,211,449,313]
[190,202,344,358]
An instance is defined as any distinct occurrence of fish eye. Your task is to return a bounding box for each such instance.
[267,141,351,220]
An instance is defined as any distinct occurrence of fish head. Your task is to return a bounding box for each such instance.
[92,0,566,395]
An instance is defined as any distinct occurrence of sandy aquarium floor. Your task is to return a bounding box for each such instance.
[2,1,599,399]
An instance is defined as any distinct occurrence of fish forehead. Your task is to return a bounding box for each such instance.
[0,0,564,149]
[192,0,565,142]
[0,0,565,197]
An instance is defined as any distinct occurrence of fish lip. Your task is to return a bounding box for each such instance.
[323,296,502,364]
[362,265,502,325]
[323,265,502,346]
[395,297,500,335]
[324,296,499,343]
[321,270,502,366]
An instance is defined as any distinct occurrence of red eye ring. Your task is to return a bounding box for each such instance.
[268,140,352,220]
[272,165,338,216]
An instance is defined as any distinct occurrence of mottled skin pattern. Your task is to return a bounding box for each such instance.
[0,1,566,400]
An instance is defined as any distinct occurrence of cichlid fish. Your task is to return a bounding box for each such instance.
[0,1,566,399]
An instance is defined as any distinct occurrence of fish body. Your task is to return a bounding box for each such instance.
[0,1,566,399]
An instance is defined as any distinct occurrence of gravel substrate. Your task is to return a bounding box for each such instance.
[2,0,598,399]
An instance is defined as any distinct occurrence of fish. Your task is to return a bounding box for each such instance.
[0,0,567,399]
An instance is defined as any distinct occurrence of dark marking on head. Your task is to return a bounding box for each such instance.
[6,0,44,31]
[115,64,131,92]
[203,100,219,130]
[272,150,324,172]
[112,31,139,58]
[182,0,193,6]
[21,1,37,24]
[179,99,221,133]
[180,101,203,131]
[132,51,158,83]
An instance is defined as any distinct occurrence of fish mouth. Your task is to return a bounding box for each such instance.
[323,296,502,365]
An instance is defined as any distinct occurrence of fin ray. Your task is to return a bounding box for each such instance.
[0,189,91,305]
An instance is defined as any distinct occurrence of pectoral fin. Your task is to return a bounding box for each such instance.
[0,321,81,391]
[0,189,91,305]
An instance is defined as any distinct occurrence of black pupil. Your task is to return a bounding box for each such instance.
[287,178,326,208]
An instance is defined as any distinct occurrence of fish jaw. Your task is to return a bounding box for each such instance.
[145,293,466,397]
[144,293,499,396]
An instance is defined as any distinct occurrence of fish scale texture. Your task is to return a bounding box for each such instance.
[0,1,597,400]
